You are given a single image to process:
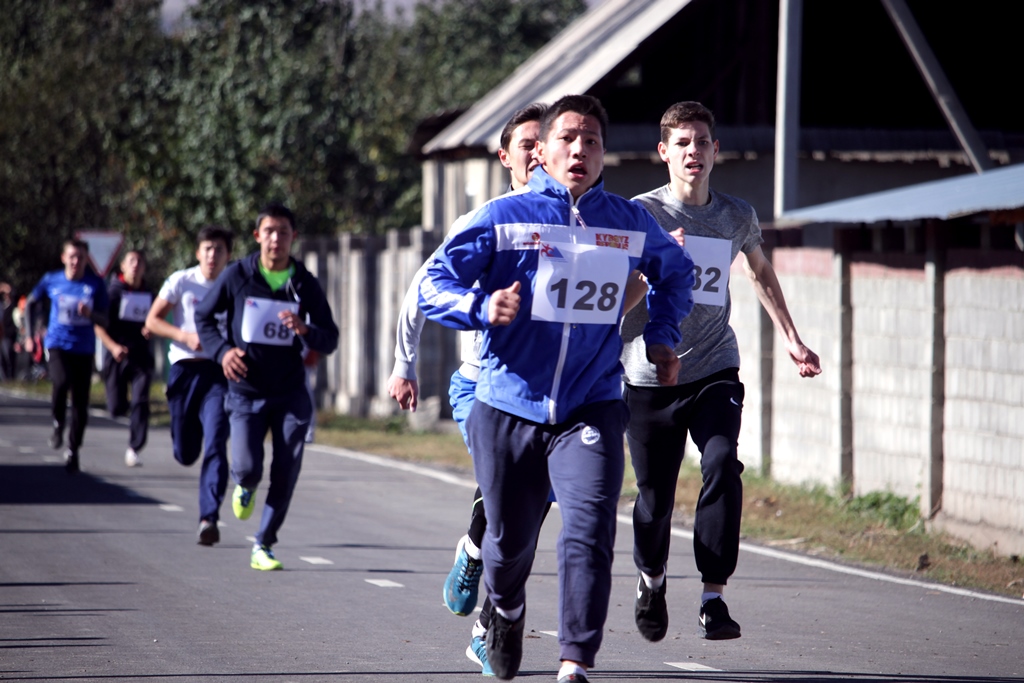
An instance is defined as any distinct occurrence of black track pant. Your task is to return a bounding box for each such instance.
[48,349,94,454]
[625,368,745,586]
[103,356,153,451]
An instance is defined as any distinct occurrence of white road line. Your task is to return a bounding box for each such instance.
[41,455,61,463]
[539,630,558,637]
[299,556,335,565]
[365,578,404,588]
[17,446,34,453]
[310,444,477,490]
[308,443,1024,608]
[667,662,721,672]
[635,514,1024,607]
[158,504,184,512]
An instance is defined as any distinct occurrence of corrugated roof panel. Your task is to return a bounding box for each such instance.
[775,163,1024,226]
[422,0,694,155]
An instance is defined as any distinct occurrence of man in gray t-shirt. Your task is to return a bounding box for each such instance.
[621,101,821,643]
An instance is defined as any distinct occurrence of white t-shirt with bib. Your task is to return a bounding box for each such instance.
[158,266,228,365]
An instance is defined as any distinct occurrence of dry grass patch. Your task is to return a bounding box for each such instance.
[314,412,470,468]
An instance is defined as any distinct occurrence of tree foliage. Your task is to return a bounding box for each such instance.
[0,0,166,290]
[0,0,586,292]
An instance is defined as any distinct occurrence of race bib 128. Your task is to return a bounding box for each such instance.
[531,242,629,325]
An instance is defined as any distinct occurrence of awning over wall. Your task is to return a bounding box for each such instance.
[421,0,693,155]
[776,163,1024,227]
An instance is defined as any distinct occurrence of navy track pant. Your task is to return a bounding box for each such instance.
[467,398,628,668]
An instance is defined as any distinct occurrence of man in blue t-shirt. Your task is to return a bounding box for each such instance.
[26,239,110,473]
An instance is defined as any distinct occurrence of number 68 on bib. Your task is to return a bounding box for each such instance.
[241,297,300,346]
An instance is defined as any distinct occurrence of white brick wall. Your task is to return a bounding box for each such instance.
[942,266,1024,550]
[851,261,931,501]
[730,259,765,473]
[770,248,842,487]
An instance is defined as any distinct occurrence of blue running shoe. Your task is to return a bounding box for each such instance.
[466,635,495,676]
[444,534,483,616]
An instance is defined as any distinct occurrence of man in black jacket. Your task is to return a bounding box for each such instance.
[195,203,339,570]
[95,249,155,468]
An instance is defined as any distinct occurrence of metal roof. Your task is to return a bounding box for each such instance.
[421,0,693,155]
[775,163,1024,227]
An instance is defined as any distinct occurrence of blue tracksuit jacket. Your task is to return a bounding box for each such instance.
[419,167,695,424]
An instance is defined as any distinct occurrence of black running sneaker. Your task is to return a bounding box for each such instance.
[197,519,219,546]
[49,428,63,450]
[486,608,525,680]
[699,597,741,640]
[634,574,668,642]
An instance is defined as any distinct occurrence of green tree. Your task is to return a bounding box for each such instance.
[161,0,361,248]
[0,0,167,292]
[0,0,589,289]
[339,0,588,232]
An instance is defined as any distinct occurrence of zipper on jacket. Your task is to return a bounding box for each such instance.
[546,192,588,423]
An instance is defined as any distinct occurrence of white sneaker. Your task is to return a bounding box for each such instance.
[125,448,141,467]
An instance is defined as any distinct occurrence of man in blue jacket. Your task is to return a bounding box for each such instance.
[420,95,695,683]
[195,203,338,571]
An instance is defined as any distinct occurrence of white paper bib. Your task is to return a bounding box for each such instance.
[56,294,92,326]
[118,292,153,323]
[682,235,731,307]
[531,242,629,325]
[241,297,300,346]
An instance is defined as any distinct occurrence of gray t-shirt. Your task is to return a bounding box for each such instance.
[621,185,762,386]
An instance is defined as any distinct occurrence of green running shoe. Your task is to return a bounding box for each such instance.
[232,485,256,520]
[251,544,282,571]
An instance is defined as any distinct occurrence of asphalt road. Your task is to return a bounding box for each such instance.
[1,389,1022,682]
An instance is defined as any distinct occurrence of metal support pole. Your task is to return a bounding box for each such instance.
[881,0,992,173]
[774,0,802,219]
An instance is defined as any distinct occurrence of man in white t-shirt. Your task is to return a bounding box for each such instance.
[145,226,233,545]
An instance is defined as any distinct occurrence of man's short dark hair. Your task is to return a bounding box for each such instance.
[63,238,89,252]
[255,203,296,232]
[540,94,609,145]
[499,103,547,153]
[197,225,234,253]
[123,249,146,264]
[660,101,717,143]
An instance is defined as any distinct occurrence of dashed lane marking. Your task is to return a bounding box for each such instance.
[18,446,35,453]
[667,662,722,672]
[158,504,184,512]
[365,579,404,588]
[299,556,334,565]
[539,631,558,637]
